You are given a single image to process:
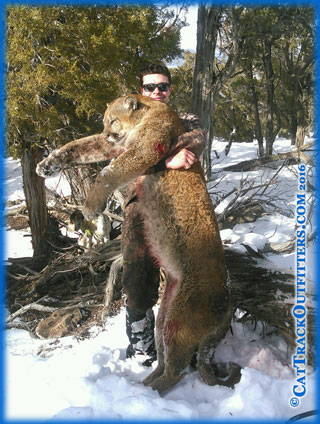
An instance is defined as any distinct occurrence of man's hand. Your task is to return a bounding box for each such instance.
[165,148,198,170]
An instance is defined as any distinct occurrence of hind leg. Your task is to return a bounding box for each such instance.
[143,274,197,394]
[198,333,242,388]
[144,324,197,395]
[142,326,165,385]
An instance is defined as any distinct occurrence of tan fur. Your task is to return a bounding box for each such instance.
[36,94,241,394]
[35,307,90,339]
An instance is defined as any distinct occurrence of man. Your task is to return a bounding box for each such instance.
[122,63,206,365]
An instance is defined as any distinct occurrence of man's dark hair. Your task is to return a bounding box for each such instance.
[139,63,171,86]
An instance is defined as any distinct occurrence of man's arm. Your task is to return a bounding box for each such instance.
[155,113,206,171]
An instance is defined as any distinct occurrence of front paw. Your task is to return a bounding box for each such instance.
[83,197,106,220]
[36,157,62,178]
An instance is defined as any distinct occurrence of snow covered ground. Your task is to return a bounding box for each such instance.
[4,138,317,421]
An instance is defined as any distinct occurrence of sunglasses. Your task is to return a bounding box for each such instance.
[142,83,171,92]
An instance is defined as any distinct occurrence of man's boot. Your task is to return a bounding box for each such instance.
[125,307,157,366]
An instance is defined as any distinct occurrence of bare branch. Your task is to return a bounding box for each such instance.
[6,303,58,323]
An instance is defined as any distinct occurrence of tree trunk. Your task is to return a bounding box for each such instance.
[247,62,264,156]
[263,40,281,155]
[191,6,243,179]
[283,41,314,147]
[289,112,298,146]
[296,125,305,148]
[21,146,50,258]
[191,5,221,180]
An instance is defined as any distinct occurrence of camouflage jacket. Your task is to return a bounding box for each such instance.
[172,113,206,158]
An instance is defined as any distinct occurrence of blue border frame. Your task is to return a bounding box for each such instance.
[1,1,319,424]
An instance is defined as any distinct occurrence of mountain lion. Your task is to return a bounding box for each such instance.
[37,94,241,394]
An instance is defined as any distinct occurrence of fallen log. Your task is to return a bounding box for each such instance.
[223,142,314,172]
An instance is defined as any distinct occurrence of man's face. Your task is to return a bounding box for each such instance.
[140,73,173,104]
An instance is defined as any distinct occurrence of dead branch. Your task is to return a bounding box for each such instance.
[8,261,39,276]
[215,173,278,224]
[5,233,316,365]
[264,238,296,254]
[102,254,123,319]
[6,204,27,217]
[7,303,58,323]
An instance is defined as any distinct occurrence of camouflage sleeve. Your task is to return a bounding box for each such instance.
[179,113,203,132]
[162,113,206,159]
[172,113,206,158]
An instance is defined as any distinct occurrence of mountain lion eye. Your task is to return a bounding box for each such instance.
[111,119,121,131]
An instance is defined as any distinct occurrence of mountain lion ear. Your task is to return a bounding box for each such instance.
[124,96,138,111]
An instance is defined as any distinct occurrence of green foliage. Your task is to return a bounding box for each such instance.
[214,73,256,142]
[217,7,314,143]
[172,6,314,144]
[6,5,185,158]
[170,51,195,113]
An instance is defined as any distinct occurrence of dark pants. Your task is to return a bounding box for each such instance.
[121,199,159,359]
